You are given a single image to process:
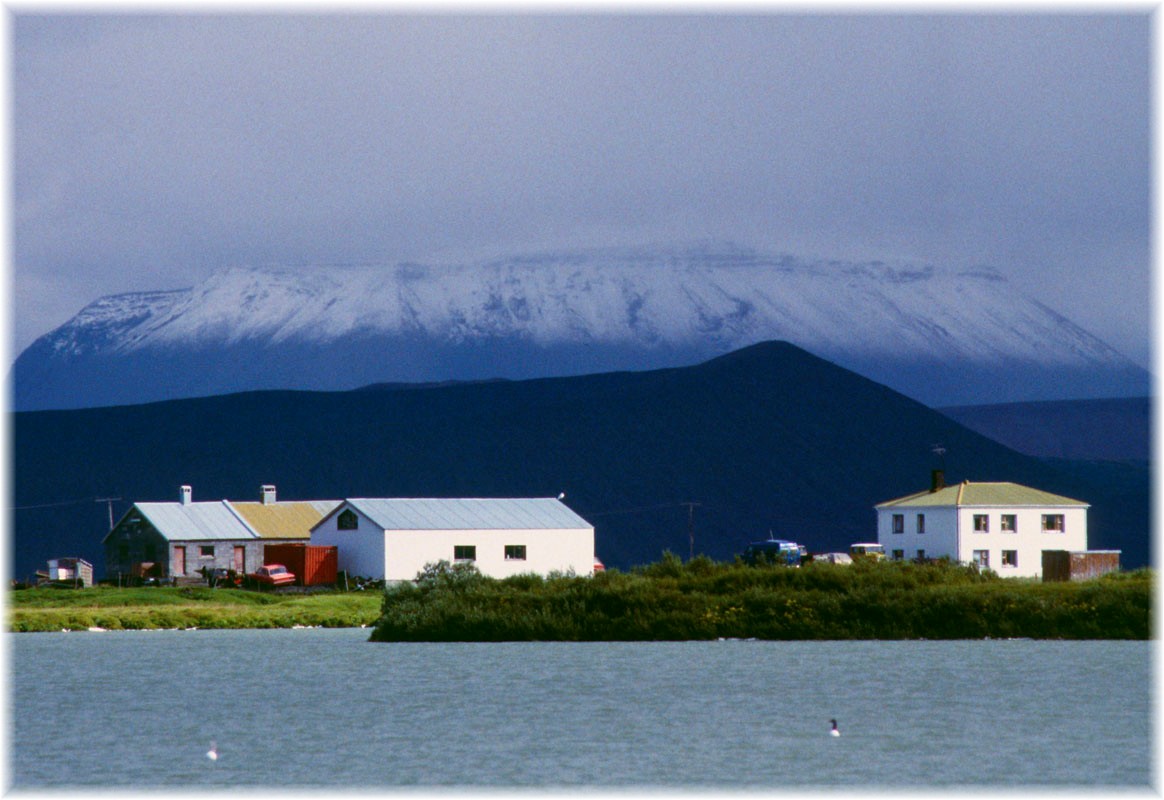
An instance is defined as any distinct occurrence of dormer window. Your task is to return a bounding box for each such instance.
[337,509,359,530]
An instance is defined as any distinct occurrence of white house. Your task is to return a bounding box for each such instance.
[874,476,1088,579]
[310,497,597,581]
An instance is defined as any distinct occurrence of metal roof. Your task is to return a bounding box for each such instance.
[341,498,594,531]
[132,502,258,541]
[230,500,342,539]
[876,481,1089,509]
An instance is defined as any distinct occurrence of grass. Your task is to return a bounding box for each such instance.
[8,586,383,632]
[370,555,1153,641]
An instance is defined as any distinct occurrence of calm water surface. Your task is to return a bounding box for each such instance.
[9,628,1152,789]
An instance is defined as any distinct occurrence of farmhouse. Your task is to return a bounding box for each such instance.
[874,473,1089,579]
[102,485,339,583]
[310,497,597,581]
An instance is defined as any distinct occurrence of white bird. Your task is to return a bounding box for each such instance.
[207,741,218,761]
[829,719,840,737]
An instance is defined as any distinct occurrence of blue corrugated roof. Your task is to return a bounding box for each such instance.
[133,502,258,541]
[344,498,593,531]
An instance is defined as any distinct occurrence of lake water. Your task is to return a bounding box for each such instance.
[8,628,1153,790]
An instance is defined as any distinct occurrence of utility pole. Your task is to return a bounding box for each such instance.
[95,497,121,532]
[681,502,701,560]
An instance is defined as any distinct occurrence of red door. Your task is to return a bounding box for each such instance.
[233,546,245,573]
[173,546,186,577]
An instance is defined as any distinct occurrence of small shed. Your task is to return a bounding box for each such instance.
[41,557,94,587]
[263,543,338,586]
[1042,550,1121,582]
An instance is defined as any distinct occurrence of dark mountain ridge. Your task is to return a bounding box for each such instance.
[11,341,1149,581]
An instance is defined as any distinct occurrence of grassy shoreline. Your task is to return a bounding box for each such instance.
[8,586,383,632]
[10,558,1153,639]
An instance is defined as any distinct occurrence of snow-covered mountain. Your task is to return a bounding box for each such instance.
[13,243,1149,410]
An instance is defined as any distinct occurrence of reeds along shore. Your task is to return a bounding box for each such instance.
[370,555,1152,642]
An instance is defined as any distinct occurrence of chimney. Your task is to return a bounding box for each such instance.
[180,485,192,505]
[261,485,277,505]
[930,470,945,493]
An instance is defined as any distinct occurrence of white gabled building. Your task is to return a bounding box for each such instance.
[874,475,1089,579]
[310,497,597,581]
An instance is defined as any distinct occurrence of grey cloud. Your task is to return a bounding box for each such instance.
[11,13,1151,364]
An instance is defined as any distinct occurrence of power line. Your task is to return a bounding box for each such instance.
[11,497,114,512]
[680,502,702,560]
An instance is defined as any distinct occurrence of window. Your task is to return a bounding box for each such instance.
[1002,550,1018,568]
[1042,514,1065,532]
[454,545,476,562]
[337,509,359,530]
[916,549,926,561]
[973,514,989,532]
[891,549,904,561]
[892,514,904,534]
[916,514,925,534]
[972,550,990,568]
[1001,514,1017,533]
[504,545,527,561]
[200,545,215,558]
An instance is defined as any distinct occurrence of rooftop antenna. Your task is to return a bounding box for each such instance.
[931,444,947,470]
[95,497,121,532]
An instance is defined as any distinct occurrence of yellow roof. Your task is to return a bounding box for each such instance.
[876,481,1088,509]
[230,500,341,539]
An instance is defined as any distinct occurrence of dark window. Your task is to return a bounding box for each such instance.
[1002,550,1018,568]
[1042,514,1065,532]
[892,514,904,534]
[454,545,476,562]
[973,515,989,532]
[338,509,359,530]
[891,549,904,561]
[1001,514,1017,532]
[505,545,527,561]
[200,545,214,558]
[916,514,925,534]
[973,550,990,568]
[916,549,926,561]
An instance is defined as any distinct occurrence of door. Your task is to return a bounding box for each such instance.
[173,546,186,577]
[233,546,245,573]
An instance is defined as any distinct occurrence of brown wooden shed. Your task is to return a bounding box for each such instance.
[1041,550,1121,582]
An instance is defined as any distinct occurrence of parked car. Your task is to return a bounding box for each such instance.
[811,552,853,565]
[246,564,296,588]
[849,543,885,561]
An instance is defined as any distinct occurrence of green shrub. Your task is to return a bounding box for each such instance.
[369,559,1152,642]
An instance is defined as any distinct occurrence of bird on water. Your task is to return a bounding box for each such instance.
[207,741,218,761]
[829,719,840,737]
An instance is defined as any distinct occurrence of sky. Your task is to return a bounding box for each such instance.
[8,10,1155,366]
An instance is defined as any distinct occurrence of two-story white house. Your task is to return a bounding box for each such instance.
[310,497,597,581]
[874,475,1088,578]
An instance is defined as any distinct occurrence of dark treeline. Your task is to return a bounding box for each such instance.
[370,555,1152,642]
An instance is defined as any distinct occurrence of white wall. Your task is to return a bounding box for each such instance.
[955,506,1087,579]
[384,527,596,582]
[878,507,958,562]
[311,508,385,579]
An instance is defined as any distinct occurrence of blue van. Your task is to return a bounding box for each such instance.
[742,538,807,566]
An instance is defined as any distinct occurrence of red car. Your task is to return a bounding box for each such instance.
[247,564,296,588]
